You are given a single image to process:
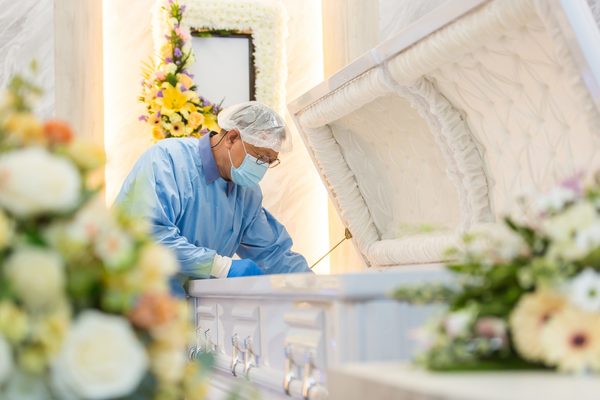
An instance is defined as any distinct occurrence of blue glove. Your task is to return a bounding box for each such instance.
[227,259,265,278]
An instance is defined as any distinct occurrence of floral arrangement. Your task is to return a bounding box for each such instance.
[141,0,221,141]
[395,175,600,373]
[153,0,288,114]
[0,72,210,398]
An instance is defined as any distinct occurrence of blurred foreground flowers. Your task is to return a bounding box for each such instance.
[395,175,600,373]
[0,71,210,399]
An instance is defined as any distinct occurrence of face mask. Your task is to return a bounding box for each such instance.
[228,142,268,187]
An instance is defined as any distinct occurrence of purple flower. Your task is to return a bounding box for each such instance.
[165,57,173,63]
[138,115,148,121]
[180,84,187,91]
[157,111,162,117]
[203,100,212,107]
[157,90,164,98]
[174,48,182,58]
[200,128,209,134]
[560,172,584,195]
[180,5,186,12]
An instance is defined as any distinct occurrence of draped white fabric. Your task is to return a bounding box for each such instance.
[103,0,329,272]
[0,0,54,118]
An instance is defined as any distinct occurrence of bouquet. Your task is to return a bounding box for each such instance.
[0,71,210,398]
[140,0,221,141]
[395,175,600,373]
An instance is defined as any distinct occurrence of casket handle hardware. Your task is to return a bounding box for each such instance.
[243,336,257,378]
[283,344,297,396]
[302,351,316,400]
[231,334,241,376]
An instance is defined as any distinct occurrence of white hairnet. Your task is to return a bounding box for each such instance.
[217,101,292,152]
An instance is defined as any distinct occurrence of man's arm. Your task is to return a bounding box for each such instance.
[236,204,311,274]
[114,145,228,279]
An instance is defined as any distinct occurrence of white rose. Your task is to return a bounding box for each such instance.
[94,228,135,270]
[0,334,13,386]
[465,223,528,264]
[52,311,148,400]
[164,63,177,75]
[536,186,578,214]
[443,309,474,339]
[5,247,65,310]
[0,148,81,217]
[568,268,600,312]
[542,202,597,242]
[575,222,600,254]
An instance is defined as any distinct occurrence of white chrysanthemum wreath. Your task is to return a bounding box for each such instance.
[152,0,288,115]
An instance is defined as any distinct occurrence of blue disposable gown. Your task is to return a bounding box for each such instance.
[115,135,310,294]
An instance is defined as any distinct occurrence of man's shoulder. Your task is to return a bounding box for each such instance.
[153,137,200,155]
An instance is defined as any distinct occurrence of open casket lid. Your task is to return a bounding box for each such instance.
[288,0,600,268]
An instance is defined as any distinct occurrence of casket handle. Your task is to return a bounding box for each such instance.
[302,351,316,400]
[244,336,257,378]
[283,344,296,396]
[231,334,241,376]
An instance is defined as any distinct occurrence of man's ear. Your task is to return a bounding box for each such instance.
[225,129,241,147]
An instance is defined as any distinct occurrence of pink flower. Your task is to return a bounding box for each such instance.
[155,71,166,81]
[175,27,190,41]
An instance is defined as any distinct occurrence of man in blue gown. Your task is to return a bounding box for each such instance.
[115,101,311,295]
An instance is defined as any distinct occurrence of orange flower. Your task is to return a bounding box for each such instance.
[177,73,194,90]
[152,126,166,141]
[43,119,74,144]
[187,112,204,129]
[129,293,178,329]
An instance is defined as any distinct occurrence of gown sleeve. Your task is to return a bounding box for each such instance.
[114,145,216,280]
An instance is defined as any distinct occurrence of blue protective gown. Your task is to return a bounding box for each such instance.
[115,135,310,294]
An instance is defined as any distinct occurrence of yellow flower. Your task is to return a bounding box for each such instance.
[34,304,71,356]
[184,362,208,400]
[0,301,29,343]
[509,290,567,362]
[148,112,161,126]
[160,43,173,60]
[3,112,43,143]
[150,344,187,384]
[128,243,177,292]
[144,87,159,104]
[541,307,600,372]
[65,141,106,170]
[162,86,188,113]
[19,344,47,374]
[170,121,185,137]
[187,112,205,129]
[153,126,166,141]
[203,114,220,132]
[184,90,198,103]
[177,73,194,90]
[169,113,182,124]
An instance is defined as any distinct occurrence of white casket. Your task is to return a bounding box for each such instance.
[189,0,600,398]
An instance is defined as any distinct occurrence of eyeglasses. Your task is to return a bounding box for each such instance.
[255,154,281,168]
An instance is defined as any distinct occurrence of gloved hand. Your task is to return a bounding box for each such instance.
[227,259,265,278]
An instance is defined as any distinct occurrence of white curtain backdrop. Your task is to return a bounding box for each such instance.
[103,0,329,273]
[0,0,54,118]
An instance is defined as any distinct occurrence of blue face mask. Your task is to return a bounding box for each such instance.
[229,142,268,187]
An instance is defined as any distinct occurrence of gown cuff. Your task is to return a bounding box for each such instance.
[211,254,232,278]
